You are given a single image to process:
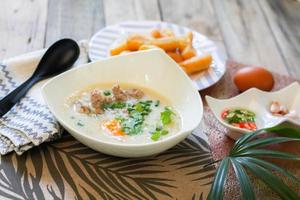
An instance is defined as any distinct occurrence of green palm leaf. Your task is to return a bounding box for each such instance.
[230,158,255,200]
[208,125,300,200]
[239,157,300,184]
[231,124,300,153]
[266,125,300,138]
[233,137,300,153]
[207,157,230,200]
[230,129,263,153]
[238,158,299,200]
[236,149,300,160]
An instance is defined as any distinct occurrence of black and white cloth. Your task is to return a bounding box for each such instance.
[0,41,89,155]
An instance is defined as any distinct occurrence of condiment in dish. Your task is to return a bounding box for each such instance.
[221,108,257,131]
[206,82,300,140]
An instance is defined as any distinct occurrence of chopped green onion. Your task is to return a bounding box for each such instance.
[77,122,84,127]
[103,102,126,109]
[161,130,168,135]
[224,109,256,124]
[151,128,169,141]
[151,131,161,141]
[103,90,111,96]
[155,100,160,107]
[160,107,175,126]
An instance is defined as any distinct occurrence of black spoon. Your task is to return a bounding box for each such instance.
[0,38,80,117]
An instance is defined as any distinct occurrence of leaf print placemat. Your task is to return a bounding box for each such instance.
[0,129,214,200]
[0,60,298,200]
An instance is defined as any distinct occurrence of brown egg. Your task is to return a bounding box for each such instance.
[233,66,274,92]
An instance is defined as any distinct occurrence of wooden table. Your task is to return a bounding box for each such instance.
[0,1,300,199]
[1,0,300,78]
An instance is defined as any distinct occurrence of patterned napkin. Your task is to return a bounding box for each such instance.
[0,41,89,155]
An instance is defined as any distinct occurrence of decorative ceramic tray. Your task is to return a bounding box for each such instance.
[206,82,300,139]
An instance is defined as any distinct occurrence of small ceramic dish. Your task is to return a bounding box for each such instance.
[206,82,300,140]
[42,49,203,157]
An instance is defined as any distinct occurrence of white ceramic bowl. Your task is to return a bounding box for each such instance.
[206,82,300,140]
[42,49,203,157]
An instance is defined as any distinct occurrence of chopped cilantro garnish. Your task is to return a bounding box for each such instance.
[156,127,162,131]
[116,100,153,135]
[161,130,168,135]
[103,102,126,109]
[151,131,161,141]
[151,129,169,141]
[224,109,256,124]
[77,122,84,126]
[134,101,152,115]
[118,111,144,135]
[160,107,175,126]
[135,103,144,113]
[103,90,111,96]
[155,100,160,107]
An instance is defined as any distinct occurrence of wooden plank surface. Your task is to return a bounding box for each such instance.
[211,0,289,75]
[1,0,299,78]
[103,0,161,25]
[159,0,227,57]
[259,0,300,78]
[0,0,47,59]
[45,0,105,46]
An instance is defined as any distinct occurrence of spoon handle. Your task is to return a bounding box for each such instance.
[0,77,37,117]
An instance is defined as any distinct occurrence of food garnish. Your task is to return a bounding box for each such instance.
[77,122,84,127]
[151,128,168,141]
[109,29,212,75]
[72,84,179,141]
[116,100,152,135]
[103,90,111,96]
[103,101,126,110]
[161,107,175,126]
[221,108,257,131]
[154,100,160,107]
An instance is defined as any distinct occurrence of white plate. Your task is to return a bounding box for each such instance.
[206,82,300,140]
[42,49,203,157]
[89,21,226,91]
